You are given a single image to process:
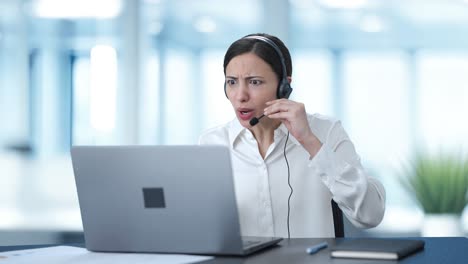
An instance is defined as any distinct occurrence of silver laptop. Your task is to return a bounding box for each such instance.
[71,145,282,256]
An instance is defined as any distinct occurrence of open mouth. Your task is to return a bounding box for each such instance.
[237,109,255,121]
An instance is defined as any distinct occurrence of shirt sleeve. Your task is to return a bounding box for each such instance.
[308,120,386,229]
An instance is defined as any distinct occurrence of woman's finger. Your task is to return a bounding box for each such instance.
[264,101,294,114]
[266,111,292,120]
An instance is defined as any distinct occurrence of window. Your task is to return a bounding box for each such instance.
[72,56,91,145]
[416,52,468,152]
[72,45,118,145]
[201,50,234,131]
[139,53,160,144]
[291,50,333,116]
[342,52,412,208]
[343,52,411,168]
[163,48,198,144]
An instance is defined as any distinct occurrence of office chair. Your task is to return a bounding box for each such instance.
[331,200,344,237]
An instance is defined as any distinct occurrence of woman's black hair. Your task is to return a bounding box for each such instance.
[223,33,292,82]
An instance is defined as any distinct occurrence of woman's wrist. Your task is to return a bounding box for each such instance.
[299,130,322,158]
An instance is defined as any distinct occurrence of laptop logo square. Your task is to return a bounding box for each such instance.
[143,187,166,208]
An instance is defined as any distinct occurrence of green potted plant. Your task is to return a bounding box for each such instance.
[399,151,468,236]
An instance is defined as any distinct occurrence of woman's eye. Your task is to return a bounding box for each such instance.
[226,79,235,85]
[250,80,262,85]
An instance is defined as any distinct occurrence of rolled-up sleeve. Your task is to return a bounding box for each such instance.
[308,121,386,228]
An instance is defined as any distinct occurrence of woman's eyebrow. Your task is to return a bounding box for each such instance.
[225,75,264,80]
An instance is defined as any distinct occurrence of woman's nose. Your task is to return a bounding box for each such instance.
[234,82,249,102]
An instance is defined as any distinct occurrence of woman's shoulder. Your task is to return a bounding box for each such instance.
[198,120,234,145]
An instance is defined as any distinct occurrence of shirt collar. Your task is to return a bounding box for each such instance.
[228,119,246,147]
[228,119,301,147]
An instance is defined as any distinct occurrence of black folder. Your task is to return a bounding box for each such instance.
[330,238,425,260]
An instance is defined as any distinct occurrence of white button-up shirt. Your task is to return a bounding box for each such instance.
[199,113,386,238]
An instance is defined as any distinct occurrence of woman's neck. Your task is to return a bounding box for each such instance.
[250,119,282,159]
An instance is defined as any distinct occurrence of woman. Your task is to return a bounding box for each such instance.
[199,33,385,238]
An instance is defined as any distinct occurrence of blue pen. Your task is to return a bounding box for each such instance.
[306,241,328,254]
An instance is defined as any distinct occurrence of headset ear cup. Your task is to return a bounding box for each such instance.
[278,79,293,99]
[284,84,293,98]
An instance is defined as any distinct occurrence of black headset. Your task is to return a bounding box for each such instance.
[224,35,293,99]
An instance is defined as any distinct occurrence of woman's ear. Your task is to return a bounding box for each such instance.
[287,76,292,84]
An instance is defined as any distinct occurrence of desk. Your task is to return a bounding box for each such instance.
[1,237,467,264]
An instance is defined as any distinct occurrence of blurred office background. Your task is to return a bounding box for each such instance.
[1,0,468,245]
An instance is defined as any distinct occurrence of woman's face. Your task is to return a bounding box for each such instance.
[225,52,278,128]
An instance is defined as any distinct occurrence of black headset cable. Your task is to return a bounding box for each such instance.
[284,131,292,239]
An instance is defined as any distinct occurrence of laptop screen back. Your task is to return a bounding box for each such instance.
[71,145,244,255]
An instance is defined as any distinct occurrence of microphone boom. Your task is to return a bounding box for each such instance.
[249,114,265,126]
